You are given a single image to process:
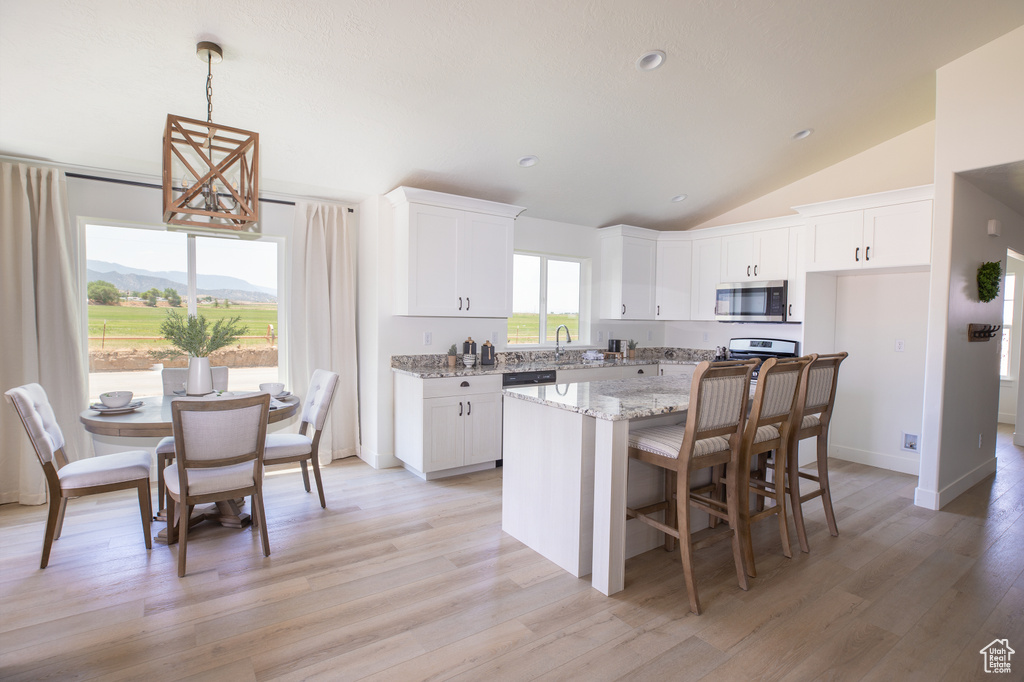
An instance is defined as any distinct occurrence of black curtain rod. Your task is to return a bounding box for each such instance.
[64,172,355,212]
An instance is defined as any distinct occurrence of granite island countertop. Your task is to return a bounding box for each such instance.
[502,375,695,421]
[391,347,708,379]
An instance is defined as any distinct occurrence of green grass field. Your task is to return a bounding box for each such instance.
[88,303,278,350]
[507,312,579,345]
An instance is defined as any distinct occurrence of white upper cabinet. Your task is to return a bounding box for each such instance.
[388,187,524,317]
[690,236,722,321]
[721,228,790,281]
[655,237,692,320]
[797,187,933,274]
[599,226,658,320]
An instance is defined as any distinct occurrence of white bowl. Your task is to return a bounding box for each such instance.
[259,382,285,396]
[462,354,476,367]
[100,391,133,408]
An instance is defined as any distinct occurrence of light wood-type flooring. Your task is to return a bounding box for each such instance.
[2,427,1023,681]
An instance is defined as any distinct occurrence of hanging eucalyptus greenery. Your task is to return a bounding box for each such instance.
[977,261,1002,303]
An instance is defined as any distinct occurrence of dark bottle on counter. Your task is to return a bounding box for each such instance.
[463,337,477,355]
[481,340,495,365]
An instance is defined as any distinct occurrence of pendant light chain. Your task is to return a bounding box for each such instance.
[206,54,213,124]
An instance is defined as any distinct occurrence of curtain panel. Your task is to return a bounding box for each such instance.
[0,162,89,505]
[287,202,359,460]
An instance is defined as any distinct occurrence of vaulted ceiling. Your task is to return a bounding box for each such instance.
[2,1,1023,229]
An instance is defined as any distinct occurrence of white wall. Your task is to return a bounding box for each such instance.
[828,272,929,475]
[997,254,1024,424]
[693,122,936,229]
[920,24,1024,509]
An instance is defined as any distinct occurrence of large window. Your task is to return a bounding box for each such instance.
[1001,271,1016,377]
[85,223,280,399]
[509,253,582,345]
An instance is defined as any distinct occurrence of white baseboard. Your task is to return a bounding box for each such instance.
[830,445,920,476]
[914,456,998,510]
[404,461,496,481]
[998,412,1015,425]
[356,446,401,470]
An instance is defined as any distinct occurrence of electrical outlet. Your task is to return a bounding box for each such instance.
[423,332,432,346]
[647,330,653,342]
[895,339,905,352]
[598,331,605,342]
[902,432,918,452]
[492,331,500,345]
[702,332,710,342]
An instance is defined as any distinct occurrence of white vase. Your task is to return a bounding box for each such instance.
[186,356,214,395]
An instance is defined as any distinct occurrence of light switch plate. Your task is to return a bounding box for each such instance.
[423,332,432,346]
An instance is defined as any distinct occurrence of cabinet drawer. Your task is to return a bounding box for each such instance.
[423,374,502,398]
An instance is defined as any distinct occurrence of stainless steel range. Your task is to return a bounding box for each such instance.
[727,337,800,382]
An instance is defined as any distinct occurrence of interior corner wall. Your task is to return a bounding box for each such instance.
[693,121,936,229]
[920,23,1024,509]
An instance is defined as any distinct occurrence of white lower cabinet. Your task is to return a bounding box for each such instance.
[394,373,502,479]
[556,364,658,383]
[659,363,696,384]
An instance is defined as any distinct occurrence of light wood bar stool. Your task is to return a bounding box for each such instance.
[625,358,759,615]
[739,355,812,576]
[786,352,848,553]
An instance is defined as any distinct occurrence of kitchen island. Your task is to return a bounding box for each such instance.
[502,375,697,596]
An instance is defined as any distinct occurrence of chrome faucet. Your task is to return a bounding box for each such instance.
[555,324,572,360]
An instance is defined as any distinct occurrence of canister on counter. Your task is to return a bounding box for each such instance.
[481,340,495,365]
[463,337,477,355]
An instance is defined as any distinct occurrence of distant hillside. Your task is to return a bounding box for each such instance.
[87,260,277,297]
[87,267,277,304]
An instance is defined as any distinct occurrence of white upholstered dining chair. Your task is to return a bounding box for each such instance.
[164,392,271,577]
[262,369,339,508]
[5,383,153,568]
[155,366,229,515]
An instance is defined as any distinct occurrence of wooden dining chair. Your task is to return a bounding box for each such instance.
[625,358,759,615]
[5,383,152,568]
[737,355,812,576]
[785,352,848,553]
[262,369,339,507]
[155,366,228,516]
[164,392,270,577]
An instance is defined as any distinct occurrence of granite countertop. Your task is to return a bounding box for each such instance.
[391,346,710,379]
[503,375,693,421]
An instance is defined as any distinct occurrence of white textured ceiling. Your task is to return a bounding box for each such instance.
[2,0,1023,229]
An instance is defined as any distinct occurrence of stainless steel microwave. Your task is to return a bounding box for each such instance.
[715,280,788,322]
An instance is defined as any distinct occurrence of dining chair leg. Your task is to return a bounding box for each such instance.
[754,453,769,512]
[817,435,839,537]
[708,464,725,529]
[137,480,153,550]
[166,495,178,545]
[254,491,270,557]
[177,504,191,577]
[310,456,326,509]
[157,453,170,515]
[40,492,62,569]
[787,447,810,553]
[725,461,751,588]
[675,474,701,615]
[299,460,311,493]
[773,447,792,559]
[54,497,69,540]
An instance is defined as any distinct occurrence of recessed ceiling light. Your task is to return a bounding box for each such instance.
[671,194,688,203]
[792,128,813,140]
[518,155,539,167]
[636,50,666,71]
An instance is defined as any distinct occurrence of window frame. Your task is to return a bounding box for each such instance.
[1001,269,1020,380]
[509,250,588,347]
[79,217,287,391]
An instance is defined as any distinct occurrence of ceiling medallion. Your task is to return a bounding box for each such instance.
[162,41,259,231]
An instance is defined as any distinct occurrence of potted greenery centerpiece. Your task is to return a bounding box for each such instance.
[447,344,459,368]
[153,310,248,395]
[627,339,638,359]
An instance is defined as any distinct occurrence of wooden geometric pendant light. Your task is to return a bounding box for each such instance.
[162,42,259,231]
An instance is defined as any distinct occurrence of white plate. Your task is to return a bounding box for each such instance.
[90,400,144,415]
[275,391,291,398]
